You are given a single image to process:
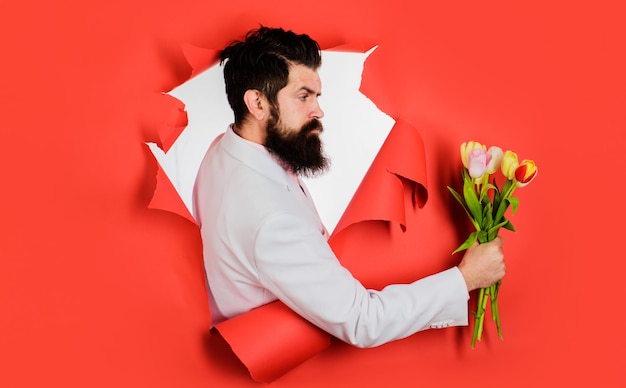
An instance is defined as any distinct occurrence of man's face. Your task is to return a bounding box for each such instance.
[264,64,329,177]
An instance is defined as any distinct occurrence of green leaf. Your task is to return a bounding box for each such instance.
[494,197,509,224]
[462,172,483,225]
[452,231,478,254]
[449,183,482,231]
[447,186,466,207]
[508,196,519,215]
[491,177,501,202]
[488,227,500,241]
[501,178,512,195]
[503,220,516,232]
[448,186,479,228]
[487,218,510,241]
[482,202,493,230]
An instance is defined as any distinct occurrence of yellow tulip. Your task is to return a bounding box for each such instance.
[501,150,519,180]
[460,141,486,169]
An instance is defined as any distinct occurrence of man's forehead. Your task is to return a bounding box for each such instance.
[287,64,322,92]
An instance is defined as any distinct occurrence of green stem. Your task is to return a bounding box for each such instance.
[472,286,491,348]
[471,287,486,348]
[490,283,497,322]
[492,281,503,339]
[477,287,489,339]
[478,173,489,202]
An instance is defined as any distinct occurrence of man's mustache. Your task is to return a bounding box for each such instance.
[302,119,323,134]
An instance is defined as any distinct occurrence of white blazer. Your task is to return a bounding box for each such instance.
[193,127,469,348]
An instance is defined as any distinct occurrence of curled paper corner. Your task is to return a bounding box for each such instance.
[142,92,188,153]
[145,143,196,224]
[180,44,222,80]
[215,301,331,383]
[330,118,428,241]
[381,117,428,207]
[159,95,189,153]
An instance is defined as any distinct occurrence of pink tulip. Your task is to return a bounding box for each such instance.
[460,141,486,169]
[468,148,491,179]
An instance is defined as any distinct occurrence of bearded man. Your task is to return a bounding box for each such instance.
[192,26,505,347]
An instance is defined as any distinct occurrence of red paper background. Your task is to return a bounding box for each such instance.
[1,1,624,387]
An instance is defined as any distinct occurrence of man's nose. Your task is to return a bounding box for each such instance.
[311,101,324,119]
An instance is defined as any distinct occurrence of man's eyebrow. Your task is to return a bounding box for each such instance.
[299,86,322,96]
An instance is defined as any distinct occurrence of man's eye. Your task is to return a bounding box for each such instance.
[299,95,309,100]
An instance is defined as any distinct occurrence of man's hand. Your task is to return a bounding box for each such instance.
[458,237,506,291]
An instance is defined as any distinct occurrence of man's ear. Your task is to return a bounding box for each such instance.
[243,89,267,121]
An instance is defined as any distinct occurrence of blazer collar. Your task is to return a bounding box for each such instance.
[220,126,293,188]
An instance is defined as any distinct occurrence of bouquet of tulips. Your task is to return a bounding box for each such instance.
[448,141,537,348]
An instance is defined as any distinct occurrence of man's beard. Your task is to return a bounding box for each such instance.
[264,109,330,178]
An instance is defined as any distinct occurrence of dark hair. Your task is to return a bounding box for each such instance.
[220,26,322,124]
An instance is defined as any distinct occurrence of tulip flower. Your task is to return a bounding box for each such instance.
[501,150,519,180]
[467,148,490,179]
[515,160,538,187]
[460,141,486,169]
[486,146,503,174]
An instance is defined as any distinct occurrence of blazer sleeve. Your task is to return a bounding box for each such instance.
[253,211,469,348]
